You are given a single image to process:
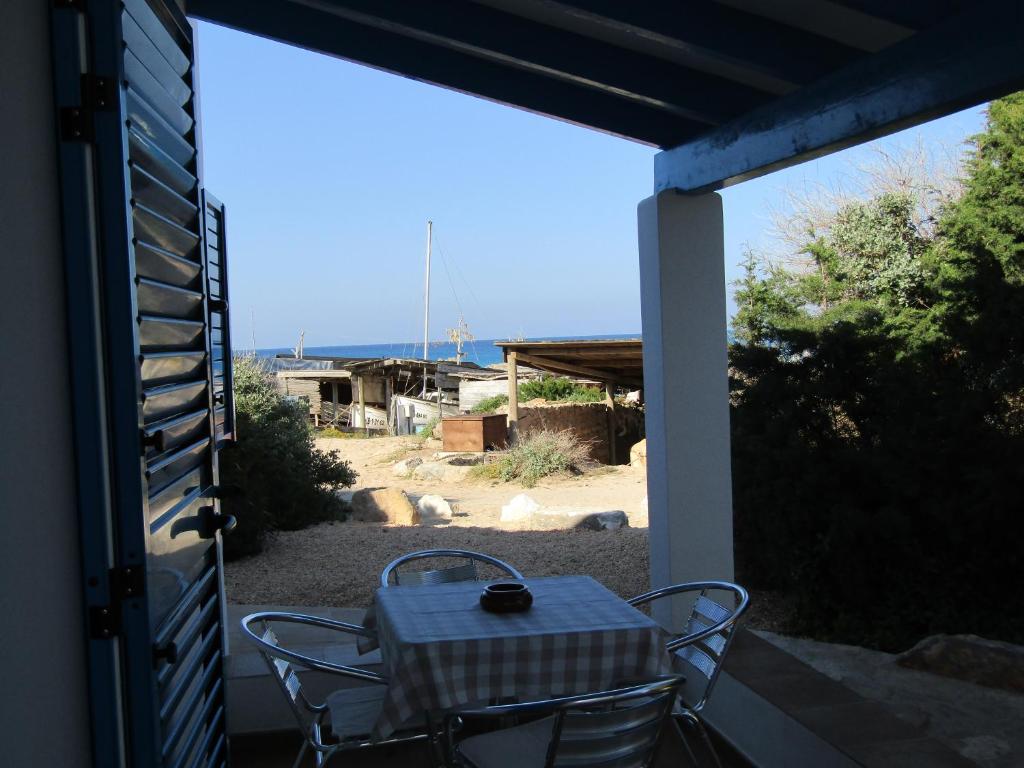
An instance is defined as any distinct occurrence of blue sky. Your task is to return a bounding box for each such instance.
[196,22,987,350]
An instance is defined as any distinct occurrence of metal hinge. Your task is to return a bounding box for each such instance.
[60,74,117,143]
[88,565,145,639]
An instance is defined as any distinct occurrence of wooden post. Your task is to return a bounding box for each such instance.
[507,352,519,442]
[605,381,617,465]
[385,376,393,434]
[357,375,366,432]
[331,381,339,425]
[436,374,443,420]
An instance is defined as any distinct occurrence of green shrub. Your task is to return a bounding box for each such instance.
[420,415,440,439]
[470,395,509,414]
[491,430,590,487]
[467,462,503,482]
[518,376,603,403]
[220,357,356,560]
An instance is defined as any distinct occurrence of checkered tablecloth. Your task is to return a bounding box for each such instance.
[367,575,672,739]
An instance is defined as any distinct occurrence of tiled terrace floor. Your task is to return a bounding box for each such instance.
[229,720,750,767]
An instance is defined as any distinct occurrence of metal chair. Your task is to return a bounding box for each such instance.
[240,611,431,768]
[380,549,524,587]
[444,676,686,768]
[627,581,750,768]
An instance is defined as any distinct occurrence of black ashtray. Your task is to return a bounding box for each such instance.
[480,582,533,613]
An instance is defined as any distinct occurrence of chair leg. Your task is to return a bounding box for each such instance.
[291,739,310,768]
[672,714,701,767]
[675,711,724,768]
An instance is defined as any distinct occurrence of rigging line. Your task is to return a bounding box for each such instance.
[432,234,479,364]
[432,236,466,317]
[433,233,484,363]
[433,231,483,312]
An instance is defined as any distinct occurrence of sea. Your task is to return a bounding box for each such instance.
[256,333,641,368]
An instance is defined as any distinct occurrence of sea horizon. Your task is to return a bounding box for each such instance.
[254,332,642,368]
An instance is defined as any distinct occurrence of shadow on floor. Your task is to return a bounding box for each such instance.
[230,721,750,767]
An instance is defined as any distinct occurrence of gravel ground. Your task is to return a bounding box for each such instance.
[225,521,652,609]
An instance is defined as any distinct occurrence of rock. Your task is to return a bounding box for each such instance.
[529,508,629,531]
[443,465,472,482]
[500,493,540,523]
[416,494,454,519]
[896,634,1024,692]
[392,456,423,476]
[412,461,447,481]
[499,496,628,531]
[350,488,420,526]
[629,439,647,466]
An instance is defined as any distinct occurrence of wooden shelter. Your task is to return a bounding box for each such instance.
[496,339,643,463]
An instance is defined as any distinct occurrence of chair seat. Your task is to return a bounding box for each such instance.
[326,685,429,742]
[456,716,556,768]
[327,685,389,741]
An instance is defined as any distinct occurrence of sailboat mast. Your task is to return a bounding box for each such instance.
[422,220,432,397]
[423,220,432,360]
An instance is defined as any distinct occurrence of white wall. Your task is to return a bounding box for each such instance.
[0,1,93,764]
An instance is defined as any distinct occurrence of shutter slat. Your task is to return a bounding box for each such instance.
[127,88,195,167]
[125,48,194,135]
[129,128,196,198]
[123,0,191,75]
[131,163,198,227]
[122,11,191,105]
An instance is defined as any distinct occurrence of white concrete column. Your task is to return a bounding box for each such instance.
[638,190,734,623]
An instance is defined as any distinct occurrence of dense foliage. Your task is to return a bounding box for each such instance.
[519,376,604,403]
[730,95,1024,650]
[470,378,603,415]
[220,357,356,559]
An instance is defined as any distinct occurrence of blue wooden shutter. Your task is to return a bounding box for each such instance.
[201,191,236,447]
[52,0,233,765]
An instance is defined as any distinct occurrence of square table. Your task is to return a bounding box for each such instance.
[368,575,672,739]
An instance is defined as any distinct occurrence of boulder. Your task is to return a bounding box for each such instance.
[499,495,628,531]
[529,508,629,531]
[350,488,420,526]
[897,634,1024,692]
[629,439,647,467]
[500,493,540,523]
[392,456,423,477]
[443,465,472,482]
[416,494,454,519]
[412,461,447,481]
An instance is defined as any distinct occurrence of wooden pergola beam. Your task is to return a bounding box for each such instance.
[514,351,643,389]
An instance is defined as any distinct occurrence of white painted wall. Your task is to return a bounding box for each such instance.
[638,191,735,625]
[0,2,93,764]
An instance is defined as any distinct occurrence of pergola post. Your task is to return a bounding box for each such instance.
[356,375,366,431]
[638,190,734,625]
[605,381,617,465]
[506,351,519,442]
[331,381,339,425]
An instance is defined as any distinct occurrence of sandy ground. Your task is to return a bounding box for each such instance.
[319,434,651,529]
[225,434,795,628]
[225,435,652,607]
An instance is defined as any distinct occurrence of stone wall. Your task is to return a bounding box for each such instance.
[512,401,644,464]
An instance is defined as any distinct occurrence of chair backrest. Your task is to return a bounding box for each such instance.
[548,679,683,768]
[628,581,749,712]
[380,549,523,587]
[248,620,320,735]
